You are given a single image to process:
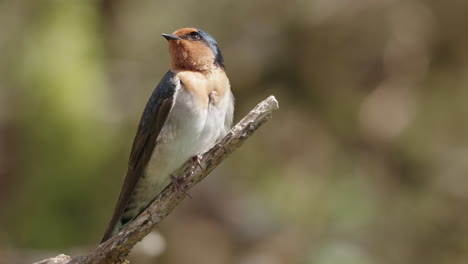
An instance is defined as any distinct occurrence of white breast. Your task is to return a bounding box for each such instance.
[132,75,234,208]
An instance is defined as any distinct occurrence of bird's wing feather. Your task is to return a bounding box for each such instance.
[101,70,178,243]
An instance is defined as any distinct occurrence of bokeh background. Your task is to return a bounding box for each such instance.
[2,0,468,263]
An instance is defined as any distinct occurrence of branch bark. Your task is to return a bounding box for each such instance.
[34,96,279,264]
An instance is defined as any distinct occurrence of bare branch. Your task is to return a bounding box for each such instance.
[34,96,279,264]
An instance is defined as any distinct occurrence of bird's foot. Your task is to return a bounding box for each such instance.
[191,154,203,170]
[170,174,192,199]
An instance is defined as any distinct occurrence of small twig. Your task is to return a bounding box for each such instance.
[34,96,279,264]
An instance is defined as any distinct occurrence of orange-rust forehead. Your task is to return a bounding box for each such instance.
[172,27,198,37]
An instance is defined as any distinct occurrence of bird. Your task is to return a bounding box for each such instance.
[101,28,234,243]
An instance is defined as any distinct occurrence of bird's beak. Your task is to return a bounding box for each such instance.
[162,33,182,41]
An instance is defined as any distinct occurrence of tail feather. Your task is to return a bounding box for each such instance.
[101,181,169,243]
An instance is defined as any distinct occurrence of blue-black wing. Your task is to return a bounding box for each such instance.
[101,70,177,242]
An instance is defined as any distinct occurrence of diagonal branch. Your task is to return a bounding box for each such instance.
[34,95,279,264]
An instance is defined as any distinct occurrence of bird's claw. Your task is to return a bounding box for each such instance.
[170,174,192,199]
[191,154,203,170]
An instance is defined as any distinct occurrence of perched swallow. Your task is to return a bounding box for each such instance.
[101,28,234,242]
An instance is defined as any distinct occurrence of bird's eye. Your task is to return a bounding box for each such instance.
[189,32,201,40]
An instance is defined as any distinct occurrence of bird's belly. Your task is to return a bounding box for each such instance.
[137,88,228,204]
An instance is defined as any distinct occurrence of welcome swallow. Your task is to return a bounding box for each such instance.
[101,28,234,242]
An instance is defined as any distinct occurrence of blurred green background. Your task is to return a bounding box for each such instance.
[1,0,468,263]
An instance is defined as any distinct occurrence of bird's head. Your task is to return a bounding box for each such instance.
[162,28,224,72]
